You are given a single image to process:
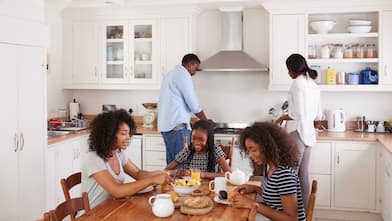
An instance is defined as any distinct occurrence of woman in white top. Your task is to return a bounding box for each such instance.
[275,53,323,209]
[81,109,171,208]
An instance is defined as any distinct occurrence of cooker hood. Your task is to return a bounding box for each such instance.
[200,10,268,72]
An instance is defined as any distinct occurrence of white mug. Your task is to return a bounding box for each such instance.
[368,124,376,132]
[209,177,227,194]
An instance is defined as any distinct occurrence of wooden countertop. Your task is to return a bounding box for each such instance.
[317,130,392,152]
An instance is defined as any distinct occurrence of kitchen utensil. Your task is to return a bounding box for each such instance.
[348,73,360,85]
[310,20,336,34]
[347,25,372,33]
[360,67,378,84]
[327,109,346,132]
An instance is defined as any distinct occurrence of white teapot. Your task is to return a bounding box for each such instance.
[225,169,250,185]
[148,194,174,218]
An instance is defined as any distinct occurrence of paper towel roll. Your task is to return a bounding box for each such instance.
[69,102,80,120]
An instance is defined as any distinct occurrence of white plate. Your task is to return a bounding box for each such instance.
[137,185,154,194]
[214,195,231,205]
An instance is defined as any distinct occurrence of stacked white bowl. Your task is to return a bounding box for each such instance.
[310,20,336,34]
[347,20,372,33]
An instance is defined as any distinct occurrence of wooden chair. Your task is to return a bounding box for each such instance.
[43,192,90,221]
[306,180,318,221]
[61,172,81,201]
[60,172,82,220]
[219,137,235,168]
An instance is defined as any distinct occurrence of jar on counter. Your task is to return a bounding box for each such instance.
[366,44,377,58]
[343,44,353,58]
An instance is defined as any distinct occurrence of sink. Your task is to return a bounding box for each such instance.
[47,130,73,138]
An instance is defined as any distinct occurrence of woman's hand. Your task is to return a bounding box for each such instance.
[151,173,172,185]
[231,194,257,209]
[236,184,257,194]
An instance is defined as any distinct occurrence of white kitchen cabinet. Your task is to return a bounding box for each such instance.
[269,13,305,90]
[143,134,167,171]
[334,142,377,210]
[382,148,392,221]
[72,21,99,84]
[160,17,191,81]
[0,43,46,221]
[123,135,143,183]
[309,142,332,208]
[46,135,89,211]
[381,10,392,85]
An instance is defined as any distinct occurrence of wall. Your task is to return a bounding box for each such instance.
[45,0,73,118]
[53,7,392,123]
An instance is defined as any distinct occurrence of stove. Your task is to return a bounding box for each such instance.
[214,122,249,134]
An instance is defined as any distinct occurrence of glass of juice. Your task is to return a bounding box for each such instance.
[191,168,201,181]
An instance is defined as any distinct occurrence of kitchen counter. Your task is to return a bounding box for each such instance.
[317,130,392,153]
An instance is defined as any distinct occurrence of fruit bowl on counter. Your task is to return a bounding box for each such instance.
[172,178,200,195]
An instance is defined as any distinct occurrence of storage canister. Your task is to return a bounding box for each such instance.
[348,73,360,85]
[326,67,337,85]
[321,44,330,59]
[337,72,346,84]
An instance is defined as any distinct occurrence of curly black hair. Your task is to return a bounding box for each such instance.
[187,120,216,172]
[88,109,136,161]
[239,122,299,169]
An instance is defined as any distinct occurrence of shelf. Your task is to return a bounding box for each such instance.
[107,39,124,43]
[308,58,378,64]
[308,32,378,39]
[134,38,152,42]
[107,61,124,65]
[318,84,384,92]
[135,60,152,65]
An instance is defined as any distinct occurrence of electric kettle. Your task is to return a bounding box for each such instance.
[327,109,346,132]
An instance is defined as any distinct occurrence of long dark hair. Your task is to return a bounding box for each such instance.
[286,53,318,80]
[88,109,136,161]
[240,122,299,169]
[187,120,216,172]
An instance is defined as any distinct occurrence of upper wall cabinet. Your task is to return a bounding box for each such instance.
[381,10,392,85]
[63,11,194,90]
[269,10,392,91]
[269,14,305,90]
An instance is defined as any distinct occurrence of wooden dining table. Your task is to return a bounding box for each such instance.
[77,180,259,221]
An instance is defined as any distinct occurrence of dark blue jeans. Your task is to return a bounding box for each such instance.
[161,128,191,168]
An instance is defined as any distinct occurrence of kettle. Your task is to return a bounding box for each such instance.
[327,109,346,132]
[360,67,378,84]
[225,169,250,185]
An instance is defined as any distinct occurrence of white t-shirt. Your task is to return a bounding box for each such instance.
[81,150,129,208]
[286,75,322,146]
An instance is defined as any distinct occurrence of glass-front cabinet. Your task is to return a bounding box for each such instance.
[104,23,128,83]
[102,20,158,85]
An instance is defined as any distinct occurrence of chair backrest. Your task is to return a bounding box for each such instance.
[219,137,235,168]
[61,172,82,201]
[306,180,318,221]
[183,135,188,149]
[44,192,90,221]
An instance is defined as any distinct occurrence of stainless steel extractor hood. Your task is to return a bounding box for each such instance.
[200,10,268,72]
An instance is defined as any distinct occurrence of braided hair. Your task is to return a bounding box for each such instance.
[186,120,216,172]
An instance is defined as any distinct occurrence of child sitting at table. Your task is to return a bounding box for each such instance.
[166,120,231,179]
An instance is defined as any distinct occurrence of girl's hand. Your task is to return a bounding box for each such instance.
[231,194,257,209]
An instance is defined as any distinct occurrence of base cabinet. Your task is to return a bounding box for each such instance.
[143,134,167,170]
[382,148,392,221]
[310,141,379,212]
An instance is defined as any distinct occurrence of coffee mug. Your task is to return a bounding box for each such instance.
[209,177,227,194]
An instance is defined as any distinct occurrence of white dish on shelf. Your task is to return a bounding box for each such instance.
[349,20,372,26]
[347,25,372,33]
[310,20,336,34]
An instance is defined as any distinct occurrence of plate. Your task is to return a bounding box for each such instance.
[137,185,154,194]
[213,195,231,205]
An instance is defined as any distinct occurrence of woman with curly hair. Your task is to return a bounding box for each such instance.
[81,109,171,208]
[231,122,305,221]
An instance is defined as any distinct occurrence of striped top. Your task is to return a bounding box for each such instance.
[261,165,306,221]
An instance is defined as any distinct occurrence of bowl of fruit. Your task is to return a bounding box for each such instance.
[172,178,200,195]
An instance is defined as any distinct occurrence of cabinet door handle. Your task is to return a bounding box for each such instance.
[20,132,24,151]
[14,133,19,152]
[94,67,97,77]
[385,65,388,77]
[337,152,340,164]
[161,66,165,78]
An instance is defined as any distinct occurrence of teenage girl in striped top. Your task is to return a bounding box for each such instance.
[231,122,306,221]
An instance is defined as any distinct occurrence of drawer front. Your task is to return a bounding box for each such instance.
[144,136,166,151]
[144,151,166,166]
[310,142,332,174]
